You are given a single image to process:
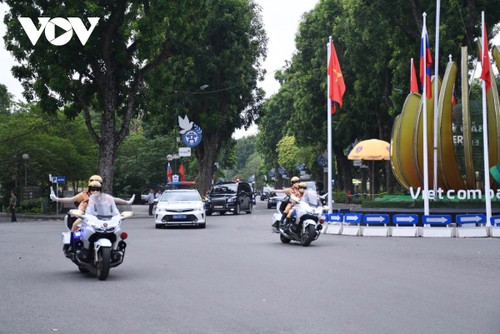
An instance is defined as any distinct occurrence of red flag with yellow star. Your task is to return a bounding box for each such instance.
[327,40,345,114]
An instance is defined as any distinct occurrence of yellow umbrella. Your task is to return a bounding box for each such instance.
[347,139,390,160]
[348,139,390,198]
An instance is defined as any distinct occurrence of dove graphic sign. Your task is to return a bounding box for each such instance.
[18,17,99,46]
[178,115,202,147]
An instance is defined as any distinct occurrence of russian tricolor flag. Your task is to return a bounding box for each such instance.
[419,22,433,99]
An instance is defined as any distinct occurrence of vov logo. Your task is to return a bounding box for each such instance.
[18,17,100,46]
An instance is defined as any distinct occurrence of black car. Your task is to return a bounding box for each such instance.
[260,186,274,201]
[267,192,287,209]
[206,182,253,215]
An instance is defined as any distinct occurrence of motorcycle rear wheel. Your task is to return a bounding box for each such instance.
[96,247,111,280]
[301,225,316,247]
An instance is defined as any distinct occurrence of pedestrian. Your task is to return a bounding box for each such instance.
[9,190,17,222]
[155,189,161,201]
[147,189,155,215]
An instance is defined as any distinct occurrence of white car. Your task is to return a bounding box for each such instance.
[155,189,206,229]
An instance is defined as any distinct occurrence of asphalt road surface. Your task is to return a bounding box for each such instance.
[0,202,499,334]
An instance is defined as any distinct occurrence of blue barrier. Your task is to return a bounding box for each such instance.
[392,214,419,226]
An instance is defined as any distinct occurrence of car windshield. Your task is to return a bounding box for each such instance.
[161,191,201,202]
[211,184,237,195]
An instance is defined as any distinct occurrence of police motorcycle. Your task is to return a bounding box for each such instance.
[62,193,133,280]
[274,190,327,247]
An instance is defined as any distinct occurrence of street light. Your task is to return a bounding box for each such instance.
[22,153,29,186]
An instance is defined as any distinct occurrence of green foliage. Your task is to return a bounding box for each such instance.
[276,136,299,173]
[3,0,211,192]
[234,136,256,170]
[0,105,98,207]
[256,0,500,193]
[19,197,49,214]
[0,83,13,114]
[139,0,267,194]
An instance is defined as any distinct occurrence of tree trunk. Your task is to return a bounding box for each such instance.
[196,133,219,196]
[99,134,117,194]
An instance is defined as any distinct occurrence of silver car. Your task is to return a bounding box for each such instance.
[155,189,206,228]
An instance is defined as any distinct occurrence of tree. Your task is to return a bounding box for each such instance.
[256,87,292,177]
[139,0,267,195]
[256,0,500,194]
[3,0,204,192]
[0,105,97,205]
[276,135,299,175]
[0,83,13,114]
[113,131,176,198]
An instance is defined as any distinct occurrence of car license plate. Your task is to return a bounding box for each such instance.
[214,205,224,209]
[173,215,187,219]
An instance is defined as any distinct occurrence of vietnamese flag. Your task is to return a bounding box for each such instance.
[327,39,345,114]
[178,163,185,181]
[410,58,418,93]
[167,162,173,183]
[480,21,491,93]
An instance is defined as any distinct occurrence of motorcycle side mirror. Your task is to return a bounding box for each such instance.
[121,211,134,219]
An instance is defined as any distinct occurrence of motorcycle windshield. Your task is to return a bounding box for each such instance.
[86,193,119,218]
[300,190,319,207]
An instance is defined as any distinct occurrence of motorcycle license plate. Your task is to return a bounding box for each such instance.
[173,215,187,219]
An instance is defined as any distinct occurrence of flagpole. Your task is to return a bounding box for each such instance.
[422,12,430,216]
[432,0,441,194]
[481,11,492,225]
[327,36,333,215]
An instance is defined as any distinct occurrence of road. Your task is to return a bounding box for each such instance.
[0,201,499,333]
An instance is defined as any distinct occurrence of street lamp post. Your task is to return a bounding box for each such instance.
[22,153,29,186]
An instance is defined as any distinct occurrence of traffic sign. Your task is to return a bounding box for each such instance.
[393,214,419,226]
[490,216,500,226]
[422,215,451,226]
[344,213,362,224]
[456,214,486,225]
[363,214,389,225]
[52,175,65,184]
[178,147,191,157]
[327,213,343,223]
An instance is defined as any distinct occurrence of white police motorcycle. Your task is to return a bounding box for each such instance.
[62,193,133,280]
[272,190,327,247]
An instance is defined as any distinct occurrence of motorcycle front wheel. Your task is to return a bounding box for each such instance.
[301,224,316,247]
[96,247,111,280]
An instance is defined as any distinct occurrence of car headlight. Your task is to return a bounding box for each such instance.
[228,197,237,203]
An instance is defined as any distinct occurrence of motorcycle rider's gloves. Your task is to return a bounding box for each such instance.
[126,194,135,205]
[50,187,59,201]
